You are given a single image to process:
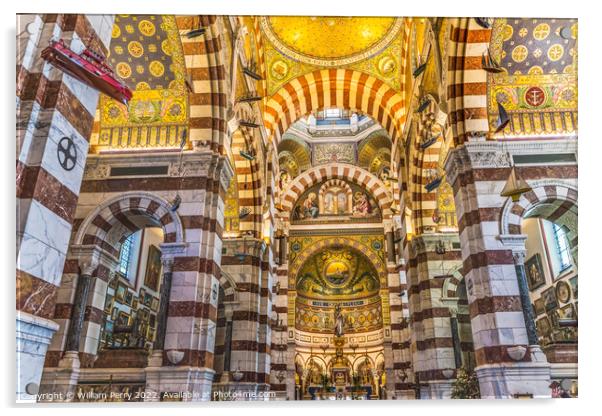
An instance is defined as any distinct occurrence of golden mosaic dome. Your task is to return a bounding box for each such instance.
[261,16,403,66]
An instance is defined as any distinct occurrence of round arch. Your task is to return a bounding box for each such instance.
[74,191,185,257]
[280,163,394,219]
[263,69,407,145]
[500,181,578,236]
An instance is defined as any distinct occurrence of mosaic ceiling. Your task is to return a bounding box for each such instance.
[497,18,577,76]
[488,18,577,137]
[260,16,406,96]
[294,245,383,334]
[96,15,188,150]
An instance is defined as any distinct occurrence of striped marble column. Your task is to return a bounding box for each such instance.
[444,141,554,398]
[406,234,463,398]
[220,237,269,396]
[16,13,114,402]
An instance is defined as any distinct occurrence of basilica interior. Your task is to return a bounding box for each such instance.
[16,14,578,401]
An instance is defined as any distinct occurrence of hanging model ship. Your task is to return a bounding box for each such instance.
[41,39,133,105]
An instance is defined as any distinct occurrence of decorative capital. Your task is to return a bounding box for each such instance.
[512,250,527,265]
[161,257,174,272]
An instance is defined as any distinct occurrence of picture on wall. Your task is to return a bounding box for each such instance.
[144,245,162,292]
[115,282,127,303]
[555,280,571,303]
[116,311,130,326]
[534,298,546,316]
[125,290,134,306]
[541,287,558,311]
[569,276,578,299]
[557,304,576,321]
[536,316,552,338]
[151,297,160,312]
[525,253,546,291]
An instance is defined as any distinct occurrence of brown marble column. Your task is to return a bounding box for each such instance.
[386,230,396,263]
[61,260,97,365]
[153,257,174,352]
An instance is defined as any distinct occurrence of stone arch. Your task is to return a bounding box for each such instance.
[218,269,239,303]
[441,267,465,300]
[263,69,407,145]
[501,181,578,236]
[280,163,394,219]
[289,238,387,288]
[74,191,184,258]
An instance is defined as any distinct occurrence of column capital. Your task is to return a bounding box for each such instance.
[159,242,187,258]
[70,244,118,275]
[498,234,528,264]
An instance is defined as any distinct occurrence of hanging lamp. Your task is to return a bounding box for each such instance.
[500,165,532,202]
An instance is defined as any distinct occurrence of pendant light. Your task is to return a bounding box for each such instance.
[499,131,532,202]
[500,165,532,202]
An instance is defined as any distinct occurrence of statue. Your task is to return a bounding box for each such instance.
[334,303,345,337]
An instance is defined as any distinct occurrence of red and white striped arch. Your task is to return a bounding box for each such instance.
[264,69,407,145]
[280,163,393,220]
[74,191,184,257]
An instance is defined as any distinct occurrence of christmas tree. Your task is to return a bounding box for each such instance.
[451,367,481,399]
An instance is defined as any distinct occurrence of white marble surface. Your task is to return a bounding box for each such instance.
[18,233,66,286]
[16,312,60,402]
[41,110,90,195]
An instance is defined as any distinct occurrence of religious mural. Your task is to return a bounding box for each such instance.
[294,245,383,334]
[260,16,406,95]
[291,179,381,223]
[97,15,188,150]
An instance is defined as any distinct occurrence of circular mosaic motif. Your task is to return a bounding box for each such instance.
[112,24,121,38]
[161,39,172,55]
[149,60,165,77]
[128,41,144,58]
[324,260,350,286]
[524,86,546,107]
[502,24,514,41]
[511,45,528,62]
[261,16,403,67]
[547,44,564,61]
[270,59,289,80]
[138,20,156,36]
[377,55,396,76]
[533,23,550,40]
[116,62,132,78]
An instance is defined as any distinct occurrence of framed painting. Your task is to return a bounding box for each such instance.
[116,311,130,326]
[144,245,162,292]
[111,307,119,321]
[557,303,576,321]
[104,295,113,313]
[536,316,552,338]
[115,282,127,303]
[525,253,546,291]
[541,287,558,311]
[569,276,578,299]
[150,297,160,312]
[132,297,139,309]
[125,290,134,306]
[534,298,545,316]
[143,292,153,307]
[555,280,571,304]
